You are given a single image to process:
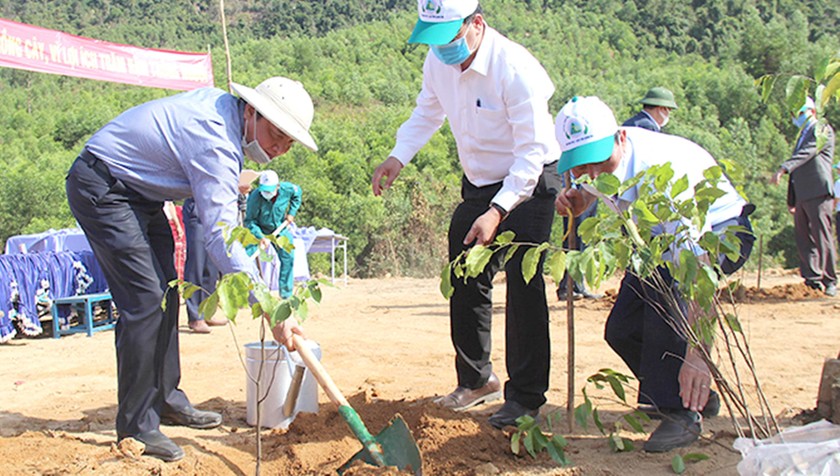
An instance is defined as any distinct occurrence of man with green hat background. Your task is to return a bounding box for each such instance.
[623,86,678,132]
[371,0,562,429]
[553,95,751,452]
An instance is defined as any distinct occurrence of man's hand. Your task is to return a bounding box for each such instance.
[788,205,796,215]
[271,316,305,351]
[464,207,503,245]
[769,168,785,185]
[554,188,592,217]
[372,157,404,196]
[285,215,295,224]
[260,237,271,250]
[678,347,712,413]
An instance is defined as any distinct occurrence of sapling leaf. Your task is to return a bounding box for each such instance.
[516,414,537,430]
[199,291,219,322]
[725,313,742,333]
[270,301,291,327]
[594,173,620,196]
[217,281,239,320]
[606,374,626,403]
[523,431,536,458]
[683,452,710,463]
[522,244,549,284]
[495,230,516,244]
[533,429,549,451]
[547,251,567,286]
[309,283,322,303]
[465,245,493,278]
[545,436,570,466]
[574,403,590,429]
[671,454,686,474]
[511,431,521,456]
[440,263,454,299]
[592,408,605,435]
[623,413,645,433]
[785,75,809,114]
[179,282,201,300]
[296,300,309,321]
[608,432,624,452]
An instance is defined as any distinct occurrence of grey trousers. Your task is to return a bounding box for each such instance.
[794,195,837,286]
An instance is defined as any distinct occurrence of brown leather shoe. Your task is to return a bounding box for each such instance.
[188,320,211,334]
[435,373,502,411]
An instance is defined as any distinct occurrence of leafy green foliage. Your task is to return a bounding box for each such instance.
[510,414,571,466]
[167,224,326,327]
[672,452,710,474]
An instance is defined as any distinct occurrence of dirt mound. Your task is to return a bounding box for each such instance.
[732,282,825,302]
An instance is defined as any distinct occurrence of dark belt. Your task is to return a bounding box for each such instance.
[78,148,116,186]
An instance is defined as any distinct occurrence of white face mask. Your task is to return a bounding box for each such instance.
[260,189,277,201]
[242,111,272,164]
[659,113,669,128]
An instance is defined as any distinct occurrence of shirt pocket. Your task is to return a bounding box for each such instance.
[471,106,509,150]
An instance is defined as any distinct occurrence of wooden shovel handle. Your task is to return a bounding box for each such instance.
[283,365,306,416]
[292,334,349,407]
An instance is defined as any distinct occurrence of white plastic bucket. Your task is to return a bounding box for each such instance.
[244,340,320,429]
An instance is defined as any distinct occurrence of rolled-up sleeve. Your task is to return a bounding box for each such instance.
[492,64,559,212]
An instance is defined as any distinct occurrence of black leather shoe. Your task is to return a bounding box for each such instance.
[488,400,539,429]
[119,430,184,462]
[161,406,222,429]
[643,410,701,453]
[434,373,502,412]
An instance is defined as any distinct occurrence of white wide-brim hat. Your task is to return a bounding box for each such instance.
[231,77,318,152]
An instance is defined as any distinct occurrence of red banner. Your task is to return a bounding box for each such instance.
[0,17,213,91]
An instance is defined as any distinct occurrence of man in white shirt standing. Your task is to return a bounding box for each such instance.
[371,0,561,428]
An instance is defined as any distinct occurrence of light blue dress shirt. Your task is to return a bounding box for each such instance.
[84,87,258,278]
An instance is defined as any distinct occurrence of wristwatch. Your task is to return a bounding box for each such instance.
[490,202,509,221]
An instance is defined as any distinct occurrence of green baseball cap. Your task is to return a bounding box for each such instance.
[639,87,678,109]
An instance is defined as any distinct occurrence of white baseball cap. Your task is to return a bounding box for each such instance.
[556,96,619,174]
[231,77,318,152]
[258,170,279,193]
[408,0,479,45]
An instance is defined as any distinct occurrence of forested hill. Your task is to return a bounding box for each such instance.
[0,0,838,277]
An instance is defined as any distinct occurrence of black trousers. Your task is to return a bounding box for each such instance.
[448,163,560,410]
[66,152,190,437]
[605,270,686,410]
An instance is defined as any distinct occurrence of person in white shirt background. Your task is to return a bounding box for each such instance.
[371,0,561,429]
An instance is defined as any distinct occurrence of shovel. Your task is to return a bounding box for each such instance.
[291,334,423,475]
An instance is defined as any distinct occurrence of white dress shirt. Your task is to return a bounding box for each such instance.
[611,127,746,256]
[389,27,560,212]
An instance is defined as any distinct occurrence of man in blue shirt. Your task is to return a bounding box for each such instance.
[245,170,302,299]
[65,76,317,462]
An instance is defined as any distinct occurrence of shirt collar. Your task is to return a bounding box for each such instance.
[464,27,496,76]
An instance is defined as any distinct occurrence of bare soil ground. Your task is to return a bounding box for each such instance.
[1,269,838,475]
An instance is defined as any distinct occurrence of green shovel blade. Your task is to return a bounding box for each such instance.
[337,414,422,475]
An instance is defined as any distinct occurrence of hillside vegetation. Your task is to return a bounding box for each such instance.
[0,0,838,277]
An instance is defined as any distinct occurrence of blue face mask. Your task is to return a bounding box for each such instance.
[792,113,809,129]
[431,35,472,65]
